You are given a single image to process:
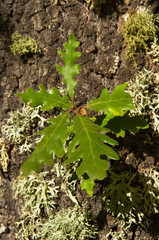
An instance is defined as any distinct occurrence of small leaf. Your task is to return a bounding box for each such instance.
[64,115,119,180]
[56,33,81,100]
[87,83,134,116]
[16,84,72,111]
[20,112,70,176]
[81,178,95,197]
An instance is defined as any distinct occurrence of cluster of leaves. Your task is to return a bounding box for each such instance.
[16,33,148,196]
[84,0,106,9]
[122,8,158,67]
[103,168,159,228]
[10,31,41,56]
[127,69,159,133]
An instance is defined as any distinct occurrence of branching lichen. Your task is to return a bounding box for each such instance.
[0,138,10,172]
[1,104,46,153]
[13,172,59,239]
[13,170,98,240]
[122,8,158,67]
[140,167,159,191]
[148,37,159,65]
[85,0,106,9]
[106,223,127,240]
[103,168,159,228]
[10,31,41,56]
[127,69,159,133]
[38,205,98,240]
[13,172,59,216]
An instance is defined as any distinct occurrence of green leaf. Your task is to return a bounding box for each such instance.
[20,112,70,176]
[87,83,134,116]
[81,178,95,197]
[16,84,72,111]
[64,115,119,180]
[102,113,149,137]
[56,33,81,100]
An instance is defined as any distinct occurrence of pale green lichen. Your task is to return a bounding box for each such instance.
[103,168,159,228]
[13,172,59,240]
[0,138,10,172]
[105,167,159,239]
[38,205,98,240]
[13,172,59,216]
[148,37,159,65]
[140,167,159,191]
[109,52,120,74]
[1,104,46,153]
[122,8,158,67]
[105,224,127,240]
[127,69,159,133]
[10,31,41,56]
[13,170,98,240]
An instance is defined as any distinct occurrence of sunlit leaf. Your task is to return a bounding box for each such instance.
[87,83,134,116]
[81,178,95,197]
[16,84,72,111]
[64,114,119,180]
[20,113,70,176]
[56,33,81,100]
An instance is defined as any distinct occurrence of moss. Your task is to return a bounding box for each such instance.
[122,8,158,67]
[10,31,41,56]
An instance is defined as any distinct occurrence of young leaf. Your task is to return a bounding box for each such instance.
[81,178,95,197]
[16,84,72,111]
[64,114,119,181]
[20,112,70,176]
[87,83,134,116]
[56,33,81,100]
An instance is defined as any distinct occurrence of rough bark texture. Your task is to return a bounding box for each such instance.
[1,0,159,239]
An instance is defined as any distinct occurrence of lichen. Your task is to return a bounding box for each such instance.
[13,172,59,216]
[127,69,159,133]
[105,224,127,240]
[1,104,46,153]
[85,0,106,9]
[148,37,159,65]
[122,8,158,67]
[38,205,98,240]
[109,52,120,74]
[10,31,41,56]
[13,170,98,240]
[13,171,59,239]
[0,138,10,172]
[103,168,159,228]
[140,167,159,190]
